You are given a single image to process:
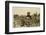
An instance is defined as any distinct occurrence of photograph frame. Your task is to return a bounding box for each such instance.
[5,1,45,34]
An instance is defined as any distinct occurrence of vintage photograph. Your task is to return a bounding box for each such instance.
[5,1,45,34]
[12,7,40,28]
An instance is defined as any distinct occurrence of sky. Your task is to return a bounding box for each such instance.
[12,7,40,16]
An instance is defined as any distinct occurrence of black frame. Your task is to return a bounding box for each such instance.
[5,1,45,34]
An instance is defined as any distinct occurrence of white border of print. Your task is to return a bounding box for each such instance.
[9,3,43,32]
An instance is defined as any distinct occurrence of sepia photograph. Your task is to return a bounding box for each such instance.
[5,1,45,34]
[13,7,40,28]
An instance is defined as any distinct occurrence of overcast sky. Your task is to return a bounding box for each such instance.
[12,7,40,16]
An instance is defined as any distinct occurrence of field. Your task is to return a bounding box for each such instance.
[13,13,40,28]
